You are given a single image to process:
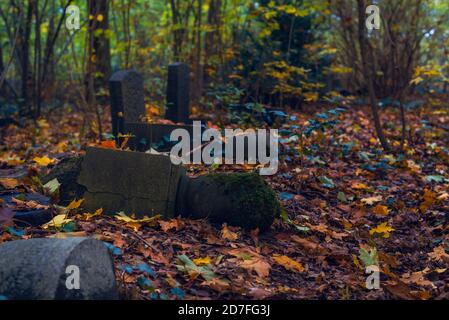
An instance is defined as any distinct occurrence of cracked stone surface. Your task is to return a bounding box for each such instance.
[78,147,185,218]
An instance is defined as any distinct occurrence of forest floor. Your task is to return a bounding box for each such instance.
[0,99,448,300]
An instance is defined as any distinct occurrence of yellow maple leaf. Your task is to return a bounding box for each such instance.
[193,257,212,266]
[42,214,73,229]
[272,254,305,273]
[369,222,395,238]
[33,156,56,167]
[67,198,84,210]
[97,14,104,22]
[373,205,390,216]
[361,195,383,205]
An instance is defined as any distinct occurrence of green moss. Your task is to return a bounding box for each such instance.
[209,172,281,231]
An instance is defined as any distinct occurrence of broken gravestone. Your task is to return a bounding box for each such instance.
[165,62,190,123]
[78,147,184,218]
[0,237,118,300]
[46,147,281,231]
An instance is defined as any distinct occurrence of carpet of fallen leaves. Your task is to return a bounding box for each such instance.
[0,98,448,300]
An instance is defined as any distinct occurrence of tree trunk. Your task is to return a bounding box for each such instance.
[88,0,112,89]
[357,0,391,152]
[20,0,33,117]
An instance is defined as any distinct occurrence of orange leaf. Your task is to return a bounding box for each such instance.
[99,140,116,149]
[0,178,20,189]
[67,198,84,209]
[272,254,305,273]
[373,204,390,216]
[159,219,179,232]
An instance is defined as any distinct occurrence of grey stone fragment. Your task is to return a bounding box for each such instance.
[109,70,146,137]
[78,147,185,218]
[0,237,118,300]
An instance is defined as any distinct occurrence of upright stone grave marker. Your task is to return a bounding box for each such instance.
[109,69,197,152]
[109,70,146,138]
[165,62,190,123]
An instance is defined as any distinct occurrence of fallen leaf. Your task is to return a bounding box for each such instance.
[193,256,212,266]
[272,254,305,273]
[428,246,449,262]
[67,198,84,209]
[401,268,436,288]
[248,287,272,299]
[361,195,383,205]
[42,214,73,229]
[291,235,323,252]
[159,219,179,232]
[200,278,230,292]
[82,208,103,220]
[351,182,369,190]
[369,222,395,238]
[239,257,271,278]
[33,156,56,167]
[221,224,239,241]
[43,178,60,195]
[373,204,390,216]
[11,198,49,210]
[176,254,218,281]
[0,178,20,189]
[114,211,160,230]
[99,140,116,149]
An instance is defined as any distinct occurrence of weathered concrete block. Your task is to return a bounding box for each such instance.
[0,238,118,300]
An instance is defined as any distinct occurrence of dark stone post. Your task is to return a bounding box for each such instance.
[165,63,190,123]
[109,70,146,137]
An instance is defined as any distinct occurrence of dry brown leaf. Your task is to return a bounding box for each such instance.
[159,219,179,232]
[239,257,271,278]
[221,224,239,241]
